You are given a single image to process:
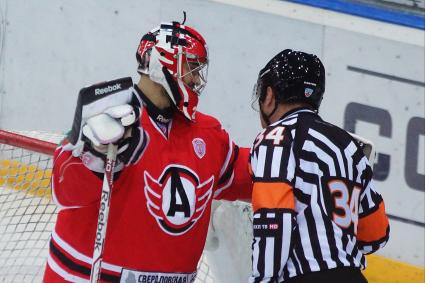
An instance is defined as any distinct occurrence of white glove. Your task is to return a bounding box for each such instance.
[83,104,136,146]
[70,104,136,157]
[64,77,134,155]
[83,114,124,147]
[64,78,147,166]
[104,104,137,127]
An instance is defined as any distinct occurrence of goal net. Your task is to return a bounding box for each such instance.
[0,130,253,283]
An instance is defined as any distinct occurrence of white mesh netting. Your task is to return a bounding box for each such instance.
[0,131,63,282]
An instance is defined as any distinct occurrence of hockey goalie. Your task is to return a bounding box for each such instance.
[43,21,252,283]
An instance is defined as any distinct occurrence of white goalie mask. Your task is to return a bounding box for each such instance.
[136,22,209,121]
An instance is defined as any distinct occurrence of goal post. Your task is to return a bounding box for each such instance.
[0,130,253,283]
[0,130,58,156]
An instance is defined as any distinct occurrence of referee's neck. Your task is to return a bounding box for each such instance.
[270,102,312,124]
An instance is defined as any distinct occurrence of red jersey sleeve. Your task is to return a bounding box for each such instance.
[212,129,252,201]
[51,145,103,208]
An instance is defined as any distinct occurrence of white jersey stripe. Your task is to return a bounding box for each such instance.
[309,129,346,178]
[287,145,296,181]
[344,142,357,180]
[53,152,84,210]
[346,235,356,258]
[293,250,304,274]
[52,230,122,273]
[285,258,297,278]
[213,171,235,198]
[47,254,89,283]
[354,249,364,267]
[310,182,337,269]
[295,176,311,196]
[361,184,374,211]
[281,118,297,126]
[256,145,267,178]
[297,212,320,271]
[331,222,351,266]
[299,160,328,215]
[271,146,283,177]
[280,213,293,277]
[303,140,336,176]
[251,151,258,177]
[52,230,92,263]
[355,157,367,184]
[219,137,234,178]
[267,212,276,218]
[265,237,275,278]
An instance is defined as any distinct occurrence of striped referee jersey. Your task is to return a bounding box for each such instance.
[249,107,390,282]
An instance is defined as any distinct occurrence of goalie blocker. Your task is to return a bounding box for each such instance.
[68,77,133,146]
[64,77,147,168]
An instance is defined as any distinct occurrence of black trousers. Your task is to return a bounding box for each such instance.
[285,267,368,283]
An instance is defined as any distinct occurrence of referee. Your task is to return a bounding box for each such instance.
[249,49,390,283]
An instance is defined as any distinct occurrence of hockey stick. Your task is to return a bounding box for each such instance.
[90,143,118,283]
[348,132,376,165]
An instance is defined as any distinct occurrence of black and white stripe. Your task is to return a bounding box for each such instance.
[251,209,295,283]
[250,108,388,282]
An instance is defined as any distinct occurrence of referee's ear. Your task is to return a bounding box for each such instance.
[262,86,276,112]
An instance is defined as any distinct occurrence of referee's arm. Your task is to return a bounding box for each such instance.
[249,181,297,283]
[357,179,390,254]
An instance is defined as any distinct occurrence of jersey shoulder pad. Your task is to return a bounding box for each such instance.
[314,117,358,148]
[194,111,222,130]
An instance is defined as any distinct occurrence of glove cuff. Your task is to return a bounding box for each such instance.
[117,126,149,166]
[80,150,124,173]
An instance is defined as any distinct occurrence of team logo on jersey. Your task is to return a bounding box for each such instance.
[192,138,206,159]
[144,165,214,235]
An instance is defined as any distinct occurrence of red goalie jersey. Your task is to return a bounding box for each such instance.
[44,108,252,282]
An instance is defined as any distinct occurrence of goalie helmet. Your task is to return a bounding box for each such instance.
[136,22,208,121]
[254,49,325,111]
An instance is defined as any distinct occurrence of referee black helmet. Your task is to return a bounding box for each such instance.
[254,49,326,111]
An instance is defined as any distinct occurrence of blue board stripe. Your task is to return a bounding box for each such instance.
[285,0,425,30]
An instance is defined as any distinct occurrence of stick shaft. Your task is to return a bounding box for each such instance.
[90,144,118,283]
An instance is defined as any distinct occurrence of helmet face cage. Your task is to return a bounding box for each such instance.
[253,49,325,111]
[136,22,209,121]
[251,69,270,112]
[180,57,208,94]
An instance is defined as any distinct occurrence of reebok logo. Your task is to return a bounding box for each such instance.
[94,188,109,251]
[156,114,170,123]
[94,83,122,95]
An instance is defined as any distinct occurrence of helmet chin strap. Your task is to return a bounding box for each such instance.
[260,100,278,127]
